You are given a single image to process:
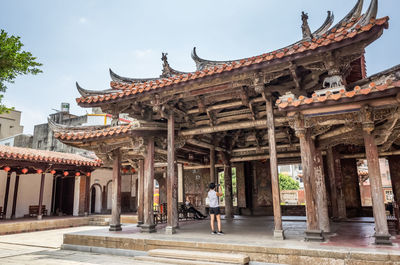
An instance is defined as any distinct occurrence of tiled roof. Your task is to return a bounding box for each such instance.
[0,145,101,167]
[54,123,135,141]
[76,17,389,106]
[276,79,400,110]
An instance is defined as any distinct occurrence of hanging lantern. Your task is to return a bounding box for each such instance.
[22,168,28,174]
[131,168,136,173]
[122,168,128,174]
[3,166,10,172]
[36,169,43,174]
[75,172,81,176]
[50,170,56,175]
[86,172,91,177]
[184,163,189,166]
[63,171,69,176]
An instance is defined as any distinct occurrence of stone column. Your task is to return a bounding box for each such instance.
[2,172,11,218]
[58,177,64,216]
[295,116,323,241]
[363,123,391,244]
[266,96,284,239]
[223,161,234,219]
[11,174,20,219]
[137,159,144,226]
[37,173,46,220]
[141,137,156,233]
[85,174,91,216]
[166,113,178,234]
[178,163,185,203]
[312,147,330,233]
[341,158,362,217]
[109,149,122,231]
[102,185,107,213]
[210,146,216,183]
[73,176,80,216]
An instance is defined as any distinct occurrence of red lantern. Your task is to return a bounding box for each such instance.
[3,166,10,172]
[50,170,56,175]
[63,171,69,176]
[86,172,91,177]
[36,169,43,174]
[75,172,80,176]
[131,168,136,173]
[122,168,128,174]
[21,168,28,174]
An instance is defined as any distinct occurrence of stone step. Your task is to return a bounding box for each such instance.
[88,221,109,226]
[148,249,250,264]
[135,255,232,265]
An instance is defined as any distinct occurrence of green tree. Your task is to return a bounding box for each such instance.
[0,29,42,113]
[279,173,300,190]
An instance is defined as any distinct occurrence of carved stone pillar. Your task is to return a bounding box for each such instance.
[312,147,330,233]
[109,149,122,231]
[137,159,144,226]
[295,116,323,241]
[166,113,178,234]
[266,96,284,239]
[362,120,391,244]
[141,137,156,233]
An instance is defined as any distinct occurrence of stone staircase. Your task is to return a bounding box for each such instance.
[88,215,110,226]
[134,249,250,265]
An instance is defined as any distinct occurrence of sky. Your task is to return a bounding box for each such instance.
[1,0,399,134]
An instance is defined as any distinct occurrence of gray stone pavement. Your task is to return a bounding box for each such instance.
[0,226,145,265]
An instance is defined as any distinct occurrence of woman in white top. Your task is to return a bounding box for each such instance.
[207,183,224,235]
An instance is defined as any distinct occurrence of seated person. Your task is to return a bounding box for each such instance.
[185,197,206,219]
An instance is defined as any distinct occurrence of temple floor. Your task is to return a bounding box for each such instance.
[64,215,400,250]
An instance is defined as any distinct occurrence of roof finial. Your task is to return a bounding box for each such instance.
[301,11,312,40]
[161,52,172,77]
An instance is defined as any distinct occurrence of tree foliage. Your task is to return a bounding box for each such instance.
[0,29,42,113]
[279,173,300,190]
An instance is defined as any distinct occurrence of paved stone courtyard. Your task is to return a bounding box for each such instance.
[0,226,139,265]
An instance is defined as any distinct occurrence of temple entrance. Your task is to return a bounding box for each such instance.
[54,177,74,215]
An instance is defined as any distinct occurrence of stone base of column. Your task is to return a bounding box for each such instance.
[140,224,156,233]
[136,221,143,227]
[304,230,324,242]
[273,230,285,240]
[109,224,122,231]
[165,226,176,234]
[37,215,43,220]
[374,233,392,245]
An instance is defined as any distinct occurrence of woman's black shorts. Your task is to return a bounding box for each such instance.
[209,207,220,215]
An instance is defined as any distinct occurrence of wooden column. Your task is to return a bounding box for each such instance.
[326,148,339,219]
[137,159,144,226]
[85,174,91,215]
[166,113,178,234]
[3,172,11,218]
[312,147,330,233]
[37,173,46,220]
[58,177,64,216]
[266,96,283,239]
[109,149,122,231]
[178,163,185,203]
[210,146,216,183]
[295,116,323,241]
[363,125,391,244]
[223,160,234,219]
[332,148,347,220]
[388,155,400,210]
[141,137,156,233]
[11,174,20,219]
[101,185,107,213]
[341,158,362,217]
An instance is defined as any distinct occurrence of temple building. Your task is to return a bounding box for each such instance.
[51,0,399,245]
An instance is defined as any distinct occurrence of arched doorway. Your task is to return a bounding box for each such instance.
[91,186,96,213]
[90,184,102,214]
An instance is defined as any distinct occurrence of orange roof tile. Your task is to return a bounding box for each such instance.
[0,145,101,167]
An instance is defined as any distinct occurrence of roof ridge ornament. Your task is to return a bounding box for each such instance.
[301,11,313,40]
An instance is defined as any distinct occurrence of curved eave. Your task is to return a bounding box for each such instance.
[109,68,159,84]
[76,82,118,97]
[48,118,109,133]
